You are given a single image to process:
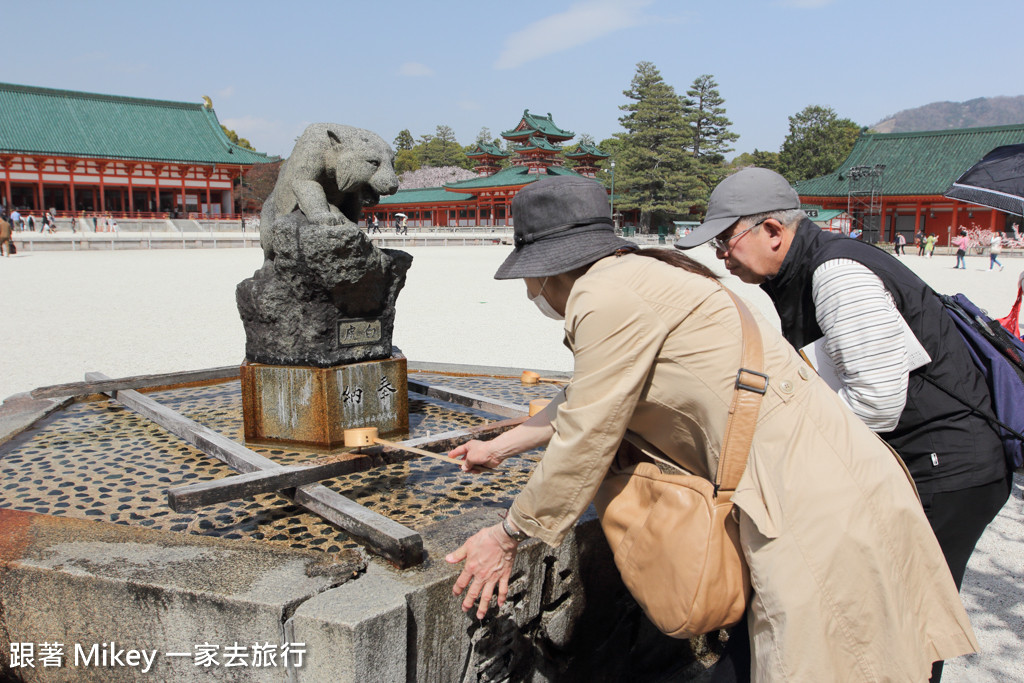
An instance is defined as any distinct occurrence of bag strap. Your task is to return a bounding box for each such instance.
[716,290,768,495]
[919,373,1024,442]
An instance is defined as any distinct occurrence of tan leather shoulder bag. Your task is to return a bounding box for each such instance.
[593,289,767,639]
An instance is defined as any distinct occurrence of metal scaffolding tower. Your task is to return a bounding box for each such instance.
[847,164,885,242]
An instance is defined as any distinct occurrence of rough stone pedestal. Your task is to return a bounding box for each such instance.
[240,355,409,449]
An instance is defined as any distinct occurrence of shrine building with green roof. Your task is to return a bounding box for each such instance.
[371,110,612,228]
[0,82,274,218]
[794,123,1024,245]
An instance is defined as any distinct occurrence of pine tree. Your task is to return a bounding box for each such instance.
[684,75,739,193]
[393,129,415,151]
[417,125,472,169]
[778,105,861,182]
[615,62,702,232]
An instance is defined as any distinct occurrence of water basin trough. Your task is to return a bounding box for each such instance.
[0,363,722,682]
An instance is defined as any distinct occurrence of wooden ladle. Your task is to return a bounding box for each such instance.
[344,427,458,466]
[520,370,569,385]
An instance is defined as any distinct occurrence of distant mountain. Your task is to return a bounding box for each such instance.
[870,96,1024,134]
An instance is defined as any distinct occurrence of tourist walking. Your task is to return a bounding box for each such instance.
[925,233,938,258]
[41,211,55,233]
[895,232,906,255]
[447,176,977,682]
[917,228,926,256]
[953,229,969,269]
[677,168,1011,681]
[990,232,1005,271]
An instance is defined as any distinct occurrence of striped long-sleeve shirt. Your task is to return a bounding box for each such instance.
[811,259,910,431]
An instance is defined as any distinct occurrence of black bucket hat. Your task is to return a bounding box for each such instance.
[494,176,635,280]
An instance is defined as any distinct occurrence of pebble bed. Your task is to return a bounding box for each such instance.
[0,371,563,558]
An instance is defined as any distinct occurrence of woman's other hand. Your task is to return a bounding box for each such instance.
[446,523,519,619]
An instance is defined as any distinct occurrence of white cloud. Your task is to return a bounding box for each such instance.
[399,62,435,77]
[494,0,655,70]
[218,85,235,99]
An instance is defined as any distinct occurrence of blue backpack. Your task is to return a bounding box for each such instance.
[930,293,1024,470]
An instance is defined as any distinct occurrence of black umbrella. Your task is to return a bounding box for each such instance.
[945,144,1024,217]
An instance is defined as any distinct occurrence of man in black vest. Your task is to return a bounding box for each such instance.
[677,168,1010,682]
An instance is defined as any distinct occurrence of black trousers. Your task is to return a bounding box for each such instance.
[710,473,1012,683]
[921,474,1012,682]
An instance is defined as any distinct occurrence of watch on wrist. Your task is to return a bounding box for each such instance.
[501,515,528,542]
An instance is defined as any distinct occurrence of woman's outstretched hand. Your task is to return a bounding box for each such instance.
[446,523,519,619]
[448,439,505,472]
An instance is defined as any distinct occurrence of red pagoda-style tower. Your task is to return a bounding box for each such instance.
[465,141,510,176]
[501,110,575,173]
[565,141,611,178]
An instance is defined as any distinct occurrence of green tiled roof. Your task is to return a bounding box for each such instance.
[465,141,509,158]
[0,82,272,165]
[565,141,610,159]
[445,164,583,191]
[794,124,1024,197]
[375,187,471,205]
[512,135,562,153]
[501,110,574,140]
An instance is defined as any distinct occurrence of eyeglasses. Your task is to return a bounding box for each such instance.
[708,217,770,252]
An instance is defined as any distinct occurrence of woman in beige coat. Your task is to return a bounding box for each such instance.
[446,177,977,681]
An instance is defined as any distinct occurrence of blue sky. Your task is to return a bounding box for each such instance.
[6,0,1021,159]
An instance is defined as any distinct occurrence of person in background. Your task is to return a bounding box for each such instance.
[677,168,1011,682]
[917,228,926,256]
[952,228,969,269]
[925,233,938,258]
[447,176,978,682]
[989,232,1004,271]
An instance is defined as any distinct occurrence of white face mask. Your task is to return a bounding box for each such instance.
[528,278,564,320]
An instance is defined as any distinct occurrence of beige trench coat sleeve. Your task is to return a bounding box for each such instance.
[507,271,670,546]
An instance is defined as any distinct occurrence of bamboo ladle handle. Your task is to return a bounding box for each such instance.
[343,427,460,466]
